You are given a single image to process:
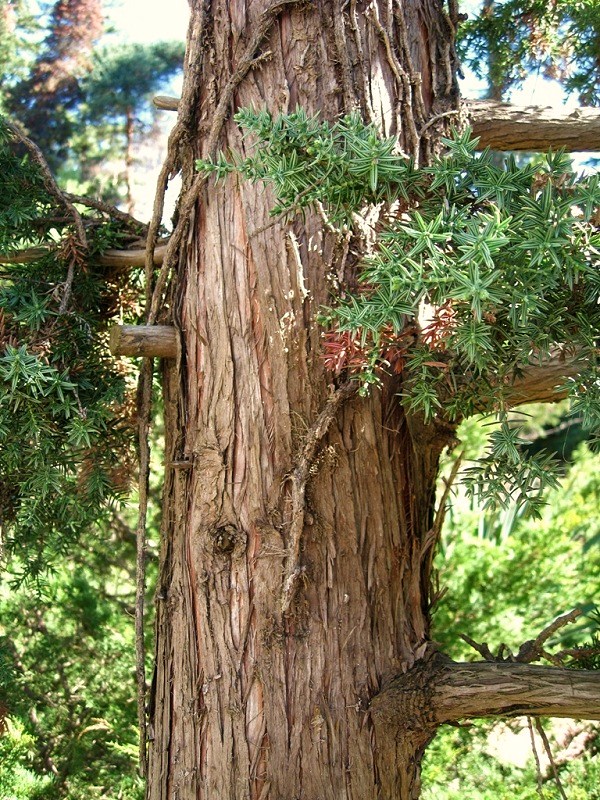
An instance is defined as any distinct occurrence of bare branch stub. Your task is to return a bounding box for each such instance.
[460,633,495,661]
[109,325,179,359]
[469,100,600,152]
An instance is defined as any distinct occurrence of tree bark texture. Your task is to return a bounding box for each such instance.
[147,2,460,799]
[469,99,600,152]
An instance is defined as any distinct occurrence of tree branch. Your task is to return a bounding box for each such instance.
[152,95,180,111]
[3,120,88,252]
[505,350,585,406]
[156,95,600,153]
[432,657,600,722]
[469,100,600,152]
[64,193,148,232]
[371,653,600,730]
[0,243,167,269]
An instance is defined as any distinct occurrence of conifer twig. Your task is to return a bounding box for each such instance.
[4,120,87,252]
[3,119,87,313]
[534,718,568,800]
[65,192,148,232]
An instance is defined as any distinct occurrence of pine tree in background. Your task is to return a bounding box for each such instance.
[460,0,600,105]
[6,0,104,170]
[80,41,186,211]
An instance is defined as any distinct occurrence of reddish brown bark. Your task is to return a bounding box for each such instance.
[147,2,459,799]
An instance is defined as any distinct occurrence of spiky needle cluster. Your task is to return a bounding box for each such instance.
[0,119,143,580]
[198,108,600,515]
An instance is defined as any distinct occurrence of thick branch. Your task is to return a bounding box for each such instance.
[153,95,180,111]
[506,351,584,406]
[371,654,600,732]
[156,95,600,153]
[99,244,167,269]
[469,100,600,152]
[109,325,178,359]
[432,658,600,722]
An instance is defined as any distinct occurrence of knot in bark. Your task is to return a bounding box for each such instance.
[370,656,440,735]
[210,524,244,555]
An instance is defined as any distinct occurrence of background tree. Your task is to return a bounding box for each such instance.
[79,41,186,211]
[6,0,104,170]
[0,522,146,800]
[460,0,600,105]
[1,1,185,204]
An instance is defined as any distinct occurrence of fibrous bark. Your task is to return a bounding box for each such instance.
[147,2,460,799]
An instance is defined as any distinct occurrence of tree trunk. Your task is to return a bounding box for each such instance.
[125,106,135,215]
[147,1,459,798]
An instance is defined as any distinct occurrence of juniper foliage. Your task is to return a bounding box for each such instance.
[0,119,141,581]
[198,109,600,515]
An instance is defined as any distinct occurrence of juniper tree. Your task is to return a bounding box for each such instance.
[2,1,600,799]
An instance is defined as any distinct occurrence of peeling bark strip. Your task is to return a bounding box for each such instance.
[148,2,461,799]
[469,99,600,151]
[135,355,154,778]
